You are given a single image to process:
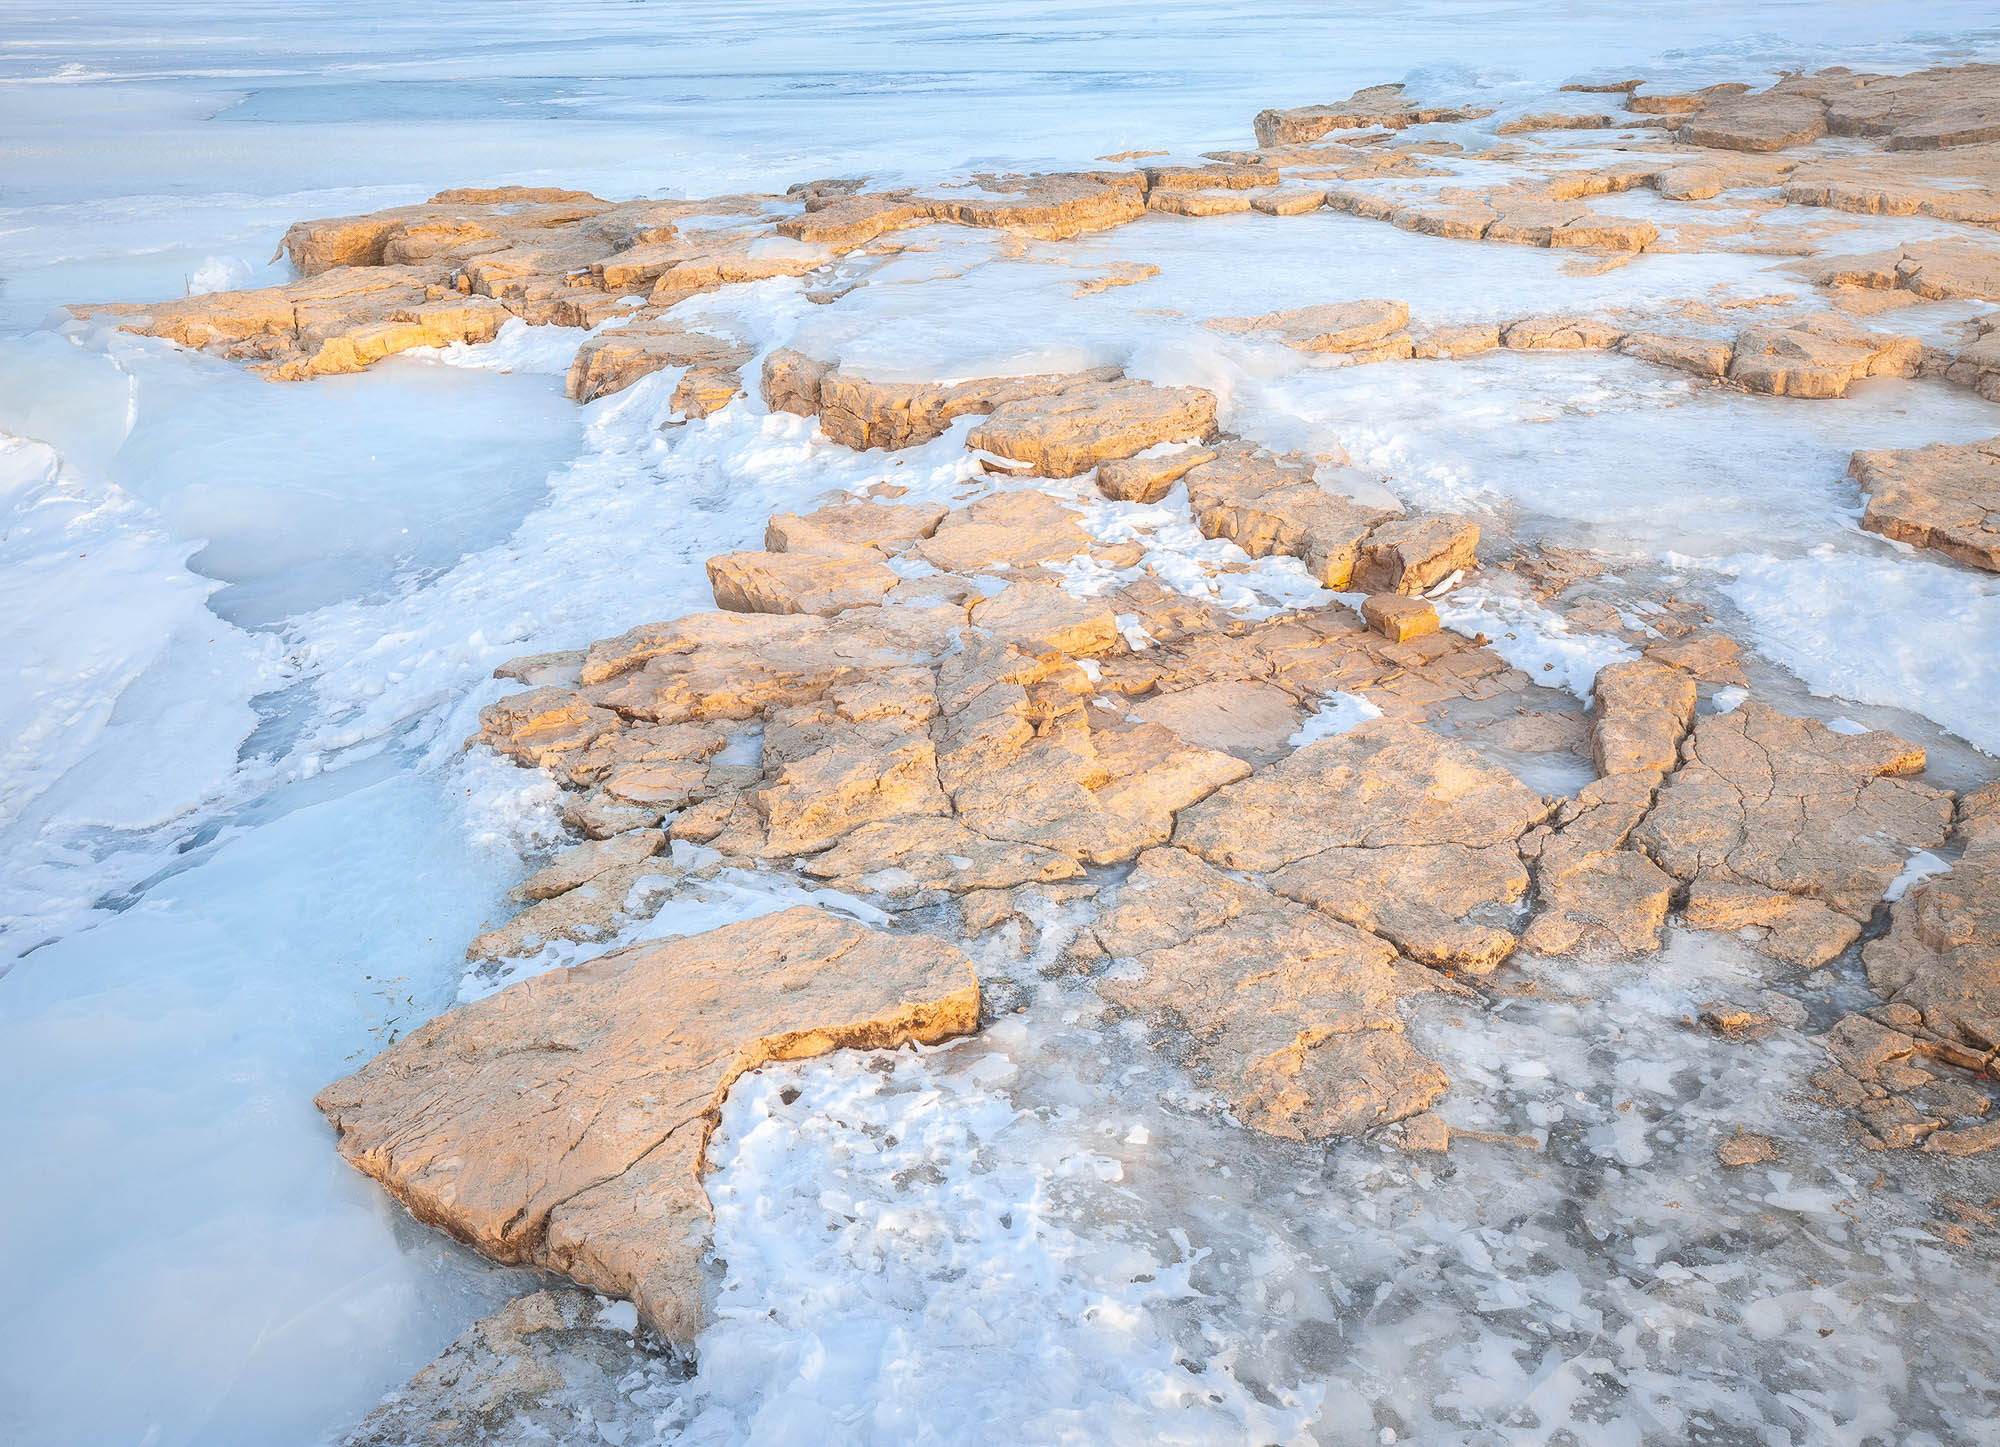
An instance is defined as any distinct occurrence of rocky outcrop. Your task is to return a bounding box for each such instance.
[317,907,980,1346]
[965,379,1218,477]
[1863,788,2000,1055]
[1851,436,2000,573]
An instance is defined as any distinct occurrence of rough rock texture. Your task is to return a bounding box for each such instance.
[1727,316,1920,398]
[1590,659,1697,776]
[1091,847,1452,1137]
[1174,719,1551,970]
[1850,435,2000,573]
[1097,447,1218,503]
[706,549,898,616]
[566,323,752,403]
[1183,444,1396,588]
[1352,515,1480,595]
[1361,593,1439,642]
[964,379,1218,478]
[1864,799,2000,1054]
[1634,703,1952,925]
[1255,85,1493,147]
[341,1287,671,1447]
[317,907,980,1345]
[912,490,1094,572]
[1210,299,1411,355]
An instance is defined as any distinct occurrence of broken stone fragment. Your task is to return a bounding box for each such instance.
[316,907,980,1346]
[512,830,665,901]
[1863,827,2000,1053]
[1183,443,1394,588]
[474,687,620,767]
[1683,880,1863,969]
[1519,772,1676,958]
[1728,316,1921,398]
[1092,847,1452,1139]
[706,550,898,616]
[800,816,1086,897]
[1398,1111,1451,1152]
[466,857,670,962]
[965,379,1217,478]
[1620,331,1735,379]
[1850,434,2000,573]
[1503,316,1626,351]
[1361,593,1439,643]
[1351,515,1479,595]
[765,500,948,558]
[564,323,752,402]
[1715,1129,1779,1167]
[1590,658,1696,776]
[1097,447,1218,503]
[1254,84,1493,147]
[1208,299,1410,354]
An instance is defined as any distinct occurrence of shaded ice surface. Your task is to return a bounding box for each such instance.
[2,5,2000,1446]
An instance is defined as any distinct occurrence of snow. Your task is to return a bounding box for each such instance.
[1,4,1999,1445]
[1288,690,1385,746]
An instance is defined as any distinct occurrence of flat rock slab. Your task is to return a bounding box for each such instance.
[317,906,979,1345]
[707,550,898,615]
[1633,702,1951,924]
[965,379,1217,478]
[1851,435,2000,573]
[1092,847,1451,1139]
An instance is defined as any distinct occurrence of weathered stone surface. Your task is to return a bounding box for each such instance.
[1209,299,1410,354]
[913,490,1094,573]
[474,687,620,767]
[1785,154,2000,227]
[1864,829,2000,1053]
[1255,85,1493,147]
[1351,515,1479,595]
[1680,93,1828,152]
[1684,880,1863,969]
[317,908,980,1345]
[1269,842,1529,973]
[969,580,1119,657]
[1183,444,1394,588]
[1520,772,1676,957]
[467,856,669,962]
[799,816,1086,896]
[1097,447,1218,503]
[566,323,752,402]
[1497,111,1622,135]
[1361,593,1439,642]
[1728,316,1920,398]
[751,682,949,856]
[1632,703,1951,923]
[965,379,1217,478]
[765,500,948,558]
[1503,316,1626,351]
[1124,681,1306,763]
[1175,718,1551,869]
[1850,435,2000,573]
[1716,1130,1780,1167]
[809,366,1122,453]
[513,831,665,901]
[669,365,743,419]
[341,1287,668,1447]
[706,550,898,616]
[1590,658,1697,776]
[1620,331,1735,378]
[1092,847,1450,1138]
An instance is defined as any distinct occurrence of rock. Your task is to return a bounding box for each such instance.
[1633,703,1951,925]
[1620,331,1735,379]
[1926,1122,2000,1157]
[1683,880,1863,969]
[1503,316,1626,351]
[1092,847,1450,1139]
[1850,435,2000,573]
[1268,841,1530,972]
[765,500,948,558]
[317,907,980,1346]
[751,682,949,857]
[1821,64,2000,150]
[1251,188,1329,216]
[1728,316,1920,398]
[965,379,1217,478]
[1398,1111,1452,1152]
[1361,593,1439,643]
[669,365,743,419]
[1254,85,1492,147]
[1124,681,1306,763]
[1680,94,1828,152]
[474,687,620,767]
[565,323,752,402]
[1520,772,1677,957]
[1863,832,2000,1053]
[913,490,1095,573]
[1716,1129,1779,1167]
[1351,515,1479,595]
[1643,632,1746,685]
[1097,447,1218,503]
[1410,323,1502,359]
[799,816,1086,896]
[1183,444,1394,588]
[340,1287,669,1447]
[1209,299,1410,353]
[706,550,898,616]
[1590,658,1696,776]
[513,831,666,901]
[466,859,668,962]
[822,366,1123,453]
[1497,112,1622,135]
[969,581,1119,657]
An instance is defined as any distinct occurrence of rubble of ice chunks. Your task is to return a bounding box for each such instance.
[316,906,980,1345]
[1850,434,2000,573]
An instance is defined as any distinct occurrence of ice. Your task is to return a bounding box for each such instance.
[1437,582,1639,701]
[1288,690,1385,746]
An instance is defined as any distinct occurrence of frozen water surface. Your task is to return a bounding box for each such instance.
[3,4,1999,1445]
